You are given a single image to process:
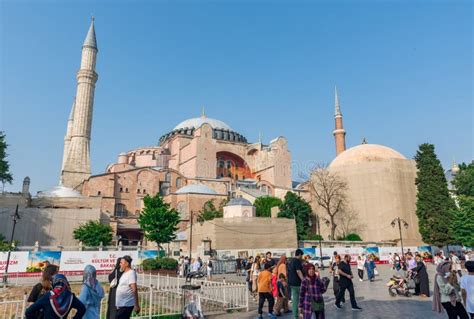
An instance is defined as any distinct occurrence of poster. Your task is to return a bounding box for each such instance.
[137,250,160,265]
[417,246,433,261]
[302,247,316,258]
[0,252,29,273]
[28,251,62,272]
[363,247,380,262]
[59,251,138,272]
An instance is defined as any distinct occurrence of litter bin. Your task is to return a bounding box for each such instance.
[181,275,204,318]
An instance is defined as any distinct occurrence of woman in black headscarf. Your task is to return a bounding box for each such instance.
[107,257,123,319]
[413,255,430,297]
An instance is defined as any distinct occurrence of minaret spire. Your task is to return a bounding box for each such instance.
[61,18,99,189]
[333,86,346,156]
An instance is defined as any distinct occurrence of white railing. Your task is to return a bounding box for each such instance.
[0,295,27,319]
[1,273,109,287]
[99,289,181,318]
[138,273,249,311]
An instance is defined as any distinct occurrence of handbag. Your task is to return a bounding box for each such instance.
[110,270,118,288]
[310,278,325,312]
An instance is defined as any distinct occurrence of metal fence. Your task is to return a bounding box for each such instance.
[211,260,238,274]
[138,273,248,311]
[0,295,26,319]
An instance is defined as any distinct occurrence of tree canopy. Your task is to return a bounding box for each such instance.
[138,194,181,248]
[450,196,474,247]
[452,161,474,197]
[278,192,311,240]
[73,220,113,246]
[414,143,456,246]
[0,131,13,190]
[254,196,282,217]
[196,199,226,223]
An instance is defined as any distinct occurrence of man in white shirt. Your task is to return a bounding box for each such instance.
[461,261,474,318]
[116,255,140,319]
[191,258,201,272]
[450,251,463,277]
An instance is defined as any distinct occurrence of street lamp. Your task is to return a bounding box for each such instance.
[312,214,327,269]
[391,217,409,257]
[3,204,20,284]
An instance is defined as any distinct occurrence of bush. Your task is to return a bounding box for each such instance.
[158,257,178,270]
[305,234,323,240]
[142,258,158,271]
[345,233,363,241]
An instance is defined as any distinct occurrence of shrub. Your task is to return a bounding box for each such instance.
[157,257,178,270]
[142,258,158,271]
[305,234,323,240]
[345,233,363,241]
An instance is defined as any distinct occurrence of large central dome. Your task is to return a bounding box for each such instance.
[174,116,233,131]
[330,144,407,168]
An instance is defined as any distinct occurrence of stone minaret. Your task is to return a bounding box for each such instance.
[61,18,98,189]
[61,97,76,172]
[333,86,346,156]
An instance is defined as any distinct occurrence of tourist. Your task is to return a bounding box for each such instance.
[257,263,276,319]
[412,255,430,297]
[335,254,362,311]
[184,257,190,276]
[236,257,242,275]
[115,255,140,319]
[178,256,184,277]
[190,257,200,272]
[460,261,474,318]
[27,264,59,319]
[107,257,123,319]
[366,256,376,282]
[276,255,288,279]
[356,255,365,282]
[394,253,402,271]
[330,254,344,304]
[433,260,469,318]
[207,259,213,280]
[25,274,85,319]
[245,256,254,293]
[299,263,328,319]
[288,248,304,319]
[451,251,463,278]
[274,273,289,316]
[79,264,105,319]
[389,253,394,270]
[272,266,278,301]
[434,252,445,266]
[251,255,262,300]
[265,251,275,268]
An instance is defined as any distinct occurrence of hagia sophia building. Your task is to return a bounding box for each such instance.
[0,19,424,250]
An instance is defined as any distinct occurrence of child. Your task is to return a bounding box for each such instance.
[274,273,289,316]
[257,263,276,319]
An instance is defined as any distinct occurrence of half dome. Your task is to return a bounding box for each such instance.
[37,185,82,198]
[175,183,218,195]
[330,144,406,168]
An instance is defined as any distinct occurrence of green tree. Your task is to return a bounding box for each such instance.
[451,196,474,247]
[138,194,180,248]
[254,196,283,217]
[278,192,311,240]
[0,131,13,190]
[345,233,363,241]
[452,161,474,197]
[73,220,113,246]
[414,143,456,246]
[197,199,226,223]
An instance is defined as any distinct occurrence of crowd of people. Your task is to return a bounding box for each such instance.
[177,256,213,280]
[24,255,140,319]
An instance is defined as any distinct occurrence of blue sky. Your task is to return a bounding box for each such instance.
[1,0,472,194]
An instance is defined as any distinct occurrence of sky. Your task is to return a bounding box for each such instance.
[1,0,472,194]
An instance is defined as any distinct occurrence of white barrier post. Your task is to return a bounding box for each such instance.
[148,287,153,318]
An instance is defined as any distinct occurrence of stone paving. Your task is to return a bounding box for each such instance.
[210,264,448,319]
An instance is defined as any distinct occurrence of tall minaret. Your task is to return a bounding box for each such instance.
[333,86,346,156]
[61,97,76,172]
[61,18,98,189]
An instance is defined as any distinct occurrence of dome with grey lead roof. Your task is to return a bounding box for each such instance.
[226,197,253,206]
[176,183,218,195]
[174,116,232,131]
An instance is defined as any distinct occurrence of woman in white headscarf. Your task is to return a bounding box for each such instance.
[79,264,105,319]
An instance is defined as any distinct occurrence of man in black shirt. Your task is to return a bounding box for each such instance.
[335,254,362,311]
[265,252,275,268]
[288,249,304,319]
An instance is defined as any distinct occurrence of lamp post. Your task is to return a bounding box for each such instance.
[314,214,329,269]
[391,217,409,257]
[3,204,20,284]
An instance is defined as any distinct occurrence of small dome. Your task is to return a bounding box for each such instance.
[174,116,232,131]
[175,183,218,195]
[226,197,253,206]
[330,144,406,168]
[37,185,82,198]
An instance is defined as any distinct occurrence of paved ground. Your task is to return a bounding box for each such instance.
[210,264,446,319]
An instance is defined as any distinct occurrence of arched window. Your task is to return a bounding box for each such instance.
[218,160,225,168]
[114,203,127,217]
[176,177,182,188]
[226,161,233,169]
[165,172,172,182]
